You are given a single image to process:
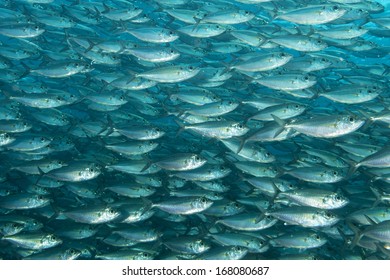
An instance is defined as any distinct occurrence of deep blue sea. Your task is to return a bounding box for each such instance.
[0,0,389,260]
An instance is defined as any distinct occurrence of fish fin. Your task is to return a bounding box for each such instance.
[140,159,153,173]
[236,138,247,154]
[141,197,154,212]
[271,114,286,138]
[336,227,353,250]
[105,114,115,136]
[346,163,358,179]
[347,221,362,249]
[358,110,373,132]
[255,213,265,224]
[270,181,281,201]
[191,15,203,32]
[102,3,110,13]
[34,166,46,186]
[173,118,186,137]
[369,186,384,207]
[85,38,97,53]
[364,214,378,225]
[375,243,390,259]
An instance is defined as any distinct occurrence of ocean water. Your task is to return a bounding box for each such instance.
[0,0,389,260]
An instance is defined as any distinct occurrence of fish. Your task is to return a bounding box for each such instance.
[0,0,389,260]
[150,196,213,214]
[277,5,347,25]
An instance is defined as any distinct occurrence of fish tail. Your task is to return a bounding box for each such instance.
[347,221,362,249]
[271,114,286,138]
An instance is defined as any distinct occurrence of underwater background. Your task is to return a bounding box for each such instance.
[0,0,389,260]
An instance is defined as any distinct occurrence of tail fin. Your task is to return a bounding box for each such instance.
[271,114,286,138]
[347,221,363,249]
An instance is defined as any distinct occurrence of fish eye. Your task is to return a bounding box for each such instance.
[169,31,173,35]
[295,105,299,108]
[280,52,286,57]
[315,235,320,240]
[189,66,194,70]
[12,223,18,228]
[69,249,75,254]
[335,195,341,201]
[234,202,240,208]
[238,124,243,129]
[40,137,45,142]
[325,212,332,218]
[228,101,233,105]
[216,25,220,28]
[245,11,249,14]
[265,152,270,157]
[50,235,57,241]
[321,58,326,62]
[333,5,338,10]
[90,169,94,172]
[195,156,200,161]
[368,90,372,93]
[200,198,207,203]
[109,209,115,214]
[349,117,355,122]
[304,76,309,80]
[38,195,43,200]
[143,253,148,257]
[333,171,338,175]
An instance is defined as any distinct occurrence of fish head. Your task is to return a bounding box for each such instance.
[326,192,349,208]
[324,5,348,17]
[187,154,207,169]
[318,210,339,226]
[163,29,179,41]
[102,206,121,221]
[228,246,248,259]
[63,248,82,260]
[309,232,327,245]
[42,233,62,247]
[340,115,365,132]
[0,222,24,236]
[230,122,249,136]
[226,201,245,214]
[192,196,213,211]
[191,239,211,254]
[80,163,102,180]
[135,251,155,260]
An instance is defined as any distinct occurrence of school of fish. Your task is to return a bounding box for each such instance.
[0,0,389,260]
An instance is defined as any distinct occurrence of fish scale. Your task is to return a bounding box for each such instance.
[0,0,388,260]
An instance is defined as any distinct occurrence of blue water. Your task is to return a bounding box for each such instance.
[0,0,389,260]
